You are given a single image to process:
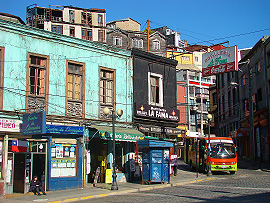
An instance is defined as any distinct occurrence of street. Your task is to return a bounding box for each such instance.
[76,162,270,203]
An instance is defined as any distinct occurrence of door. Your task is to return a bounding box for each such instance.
[13,153,25,193]
[32,154,46,189]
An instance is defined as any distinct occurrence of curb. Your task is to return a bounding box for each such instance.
[49,177,217,203]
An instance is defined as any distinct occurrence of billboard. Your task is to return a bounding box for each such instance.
[202,46,238,76]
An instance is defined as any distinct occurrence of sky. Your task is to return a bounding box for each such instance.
[1,0,270,49]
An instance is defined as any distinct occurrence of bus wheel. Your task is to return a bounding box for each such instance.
[230,171,236,174]
[202,164,207,174]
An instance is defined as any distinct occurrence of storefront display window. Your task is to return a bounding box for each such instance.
[51,143,77,177]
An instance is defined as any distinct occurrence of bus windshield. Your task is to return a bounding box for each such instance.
[210,142,236,159]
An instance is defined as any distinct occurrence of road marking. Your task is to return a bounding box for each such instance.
[186,184,270,191]
[80,195,94,200]
[64,197,79,202]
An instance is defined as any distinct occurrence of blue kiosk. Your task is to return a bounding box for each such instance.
[137,140,173,184]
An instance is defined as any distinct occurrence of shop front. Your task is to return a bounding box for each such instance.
[21,111,84,192]
[0,118,25,196]
[86,125,144,183]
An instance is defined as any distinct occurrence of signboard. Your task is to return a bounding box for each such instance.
[0,119,21,132]
[202,46,238,76]
[46,125,84,135]
[135,104,180,122]
[138,125,182,135]
[22,111,46,135]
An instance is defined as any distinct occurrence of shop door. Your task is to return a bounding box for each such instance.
[32,154,46,189]
[13,153,26,193]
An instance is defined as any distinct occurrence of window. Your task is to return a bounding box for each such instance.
[182,56,190,61]
[82,12,92,24]
[255,61,261,75]
[0,47,4,110]
[51,25,63,34]
[98,30,104,42]
[132,38,143,48]
[70,27,75,37]
[69,10,75,23]
[153,40,160,50]
[100,68,115,112]
[82,29,92,41]
[67,62,83,101]
[28,55,47,96]
[113,36,122,46]
[51,142,77,177]
[257,88,262,102]
[66,61,84,117]
[194,56,198,62]
[98,14,103,26]
[148,73,163,106]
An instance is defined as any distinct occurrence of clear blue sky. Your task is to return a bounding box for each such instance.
[2,0,270,49]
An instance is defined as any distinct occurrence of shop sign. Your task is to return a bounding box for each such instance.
[135,104,180,122]
[46,125,84,135]
[202,46,238,76]
[0,119,21,132]
[100,131,144,141]
[139,125,182,135]
[22,111,46,135]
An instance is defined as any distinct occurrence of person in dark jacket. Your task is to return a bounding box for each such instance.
[29,176,46,195]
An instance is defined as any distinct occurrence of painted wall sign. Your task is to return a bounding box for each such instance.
[135,104,180,122]
[46,125,84,135]
[0,119,21,132]
[22,111,46,135]
[202,46,238,76]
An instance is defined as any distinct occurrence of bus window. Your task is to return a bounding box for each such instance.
[210,143,236,158]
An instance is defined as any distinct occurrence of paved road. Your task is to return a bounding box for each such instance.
[76,167,270,202]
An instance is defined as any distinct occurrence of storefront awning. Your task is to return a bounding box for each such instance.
[90,125,145,142]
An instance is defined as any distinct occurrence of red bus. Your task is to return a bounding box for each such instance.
[184,136,237,174]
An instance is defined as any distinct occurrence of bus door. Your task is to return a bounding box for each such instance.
[198,140,206,168]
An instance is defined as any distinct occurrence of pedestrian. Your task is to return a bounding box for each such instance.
[29,176,46,195]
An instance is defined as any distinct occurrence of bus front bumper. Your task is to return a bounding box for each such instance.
[211,164,237,171]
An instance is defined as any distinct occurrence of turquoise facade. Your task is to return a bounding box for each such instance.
[0,19,133,122]
[0,19,133,191]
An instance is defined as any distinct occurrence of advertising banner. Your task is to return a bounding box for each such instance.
[202,46,238,76]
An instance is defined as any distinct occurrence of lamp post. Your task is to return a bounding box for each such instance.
[103,107,123,190]
[207,114,212,176]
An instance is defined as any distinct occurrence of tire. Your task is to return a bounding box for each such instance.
[202,164,207,174]
[230,171,236,174]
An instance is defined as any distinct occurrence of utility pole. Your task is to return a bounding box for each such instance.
[248,60,255,164]
[147,19,149,52]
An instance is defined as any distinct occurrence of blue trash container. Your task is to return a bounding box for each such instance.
[137,140,173,184]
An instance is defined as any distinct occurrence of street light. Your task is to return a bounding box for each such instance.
[207,114,212,176]
[103,107,123,190]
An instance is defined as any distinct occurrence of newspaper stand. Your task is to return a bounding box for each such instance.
[137,140,173,184]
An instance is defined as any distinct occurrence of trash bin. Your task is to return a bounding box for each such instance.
[137,140,173,184]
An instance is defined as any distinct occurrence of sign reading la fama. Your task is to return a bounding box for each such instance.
[135,104,180,122]
[202,46,238,76]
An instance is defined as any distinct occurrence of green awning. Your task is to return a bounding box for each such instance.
[90,125,145,142]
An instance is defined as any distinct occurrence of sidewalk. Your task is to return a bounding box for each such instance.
[2,163,215,203]
[237,157,270,172]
